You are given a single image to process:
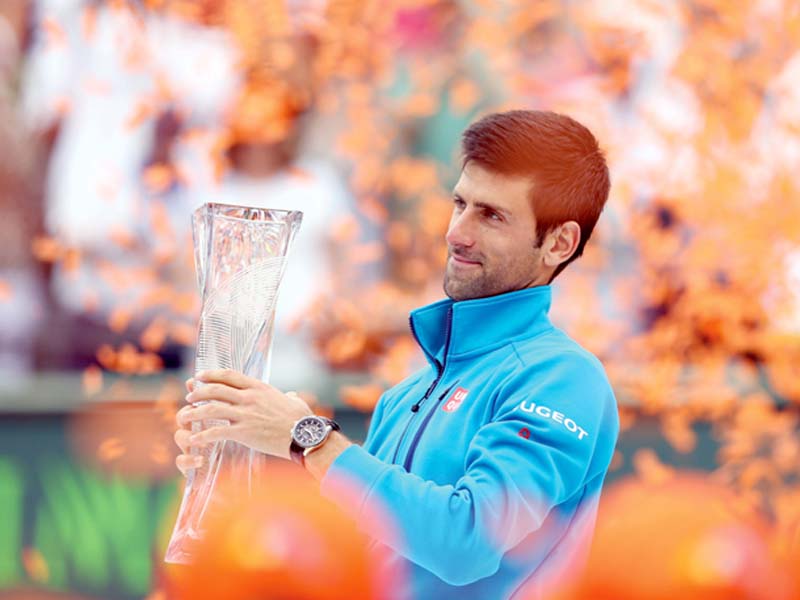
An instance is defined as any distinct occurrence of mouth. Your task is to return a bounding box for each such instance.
[449,254,482,267]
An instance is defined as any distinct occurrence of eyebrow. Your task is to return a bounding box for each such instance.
[453,193,512,219]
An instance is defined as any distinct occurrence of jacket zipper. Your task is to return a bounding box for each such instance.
[402,380,458,472]
[390,376,438,464]
[391,307,453,467]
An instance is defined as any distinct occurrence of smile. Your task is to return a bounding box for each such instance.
[450,255,481,267]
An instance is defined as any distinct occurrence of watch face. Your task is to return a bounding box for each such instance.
[293,417,328,449]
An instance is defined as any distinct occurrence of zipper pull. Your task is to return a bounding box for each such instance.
[437,381,458,402]
[411,379,439,412]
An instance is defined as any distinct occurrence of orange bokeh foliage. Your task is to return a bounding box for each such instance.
[161,465,402,600]
[550,473,797,600]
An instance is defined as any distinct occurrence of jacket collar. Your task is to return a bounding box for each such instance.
[409,285,554,367]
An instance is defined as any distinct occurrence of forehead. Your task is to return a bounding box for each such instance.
[453,162,535,217]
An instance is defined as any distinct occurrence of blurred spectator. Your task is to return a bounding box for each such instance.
[185,33,355,398]
[0,0,47,388]
[20,0,239,369]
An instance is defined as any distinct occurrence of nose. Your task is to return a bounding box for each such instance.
[445,210,476,249]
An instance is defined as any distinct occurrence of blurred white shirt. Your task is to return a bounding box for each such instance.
[187,159,352,391]
[21,1,240,317]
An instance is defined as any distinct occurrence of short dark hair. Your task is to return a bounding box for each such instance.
[461,110,611,280]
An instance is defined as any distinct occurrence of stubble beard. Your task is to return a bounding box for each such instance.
[443,262,502,301]
[443,243,545,301]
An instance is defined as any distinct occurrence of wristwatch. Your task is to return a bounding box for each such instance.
[289,415,340,467]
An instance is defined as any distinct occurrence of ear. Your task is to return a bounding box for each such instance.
[542,221,581,267]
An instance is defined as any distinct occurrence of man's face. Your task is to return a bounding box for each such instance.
[444,162,550,301]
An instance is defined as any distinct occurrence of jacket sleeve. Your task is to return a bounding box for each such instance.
[361,388,387,448]
[320,352,619,586]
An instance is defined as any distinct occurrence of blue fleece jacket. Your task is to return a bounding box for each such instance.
[321,286,619,599]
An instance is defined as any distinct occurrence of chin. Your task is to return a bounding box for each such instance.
[444,282,484,302]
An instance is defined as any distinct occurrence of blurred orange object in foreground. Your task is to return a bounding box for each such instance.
[553,473,796,600]
[162,464,398,600]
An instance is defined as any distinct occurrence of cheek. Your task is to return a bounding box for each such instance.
[484,231,537,268]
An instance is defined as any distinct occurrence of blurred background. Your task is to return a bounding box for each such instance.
[1,0,799,598]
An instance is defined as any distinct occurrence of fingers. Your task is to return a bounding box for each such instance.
[176,453,203,477]
[195,369,261,390]
[176,401,241,426]
[190,424,237,446]
[174,428,192,454]
[173,396,234,478]
[176,404,192,426]
[185,378,195,393]
[186,382,244,405]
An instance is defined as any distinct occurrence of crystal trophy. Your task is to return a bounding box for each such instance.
[164,203,302,563]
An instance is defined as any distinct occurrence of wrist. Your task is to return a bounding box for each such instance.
[303,431,352,481]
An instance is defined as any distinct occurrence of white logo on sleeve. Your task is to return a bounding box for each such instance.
[518,401,589,440]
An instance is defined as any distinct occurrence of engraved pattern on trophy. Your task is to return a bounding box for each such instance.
[165,203,302,564]
[197,257,285,375]
[187,258,285,529]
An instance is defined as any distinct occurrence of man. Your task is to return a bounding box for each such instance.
[175,110,619,599]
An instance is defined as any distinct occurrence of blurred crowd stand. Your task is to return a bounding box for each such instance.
[0,0,356,406]
[19,0,241,371]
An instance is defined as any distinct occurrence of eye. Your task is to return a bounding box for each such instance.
[453,197,466,210]
[484,209,502,222]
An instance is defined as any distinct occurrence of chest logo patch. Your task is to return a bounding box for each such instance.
[442,387,469,413]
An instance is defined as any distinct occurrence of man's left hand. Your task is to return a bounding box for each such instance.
[176,369,313,460]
